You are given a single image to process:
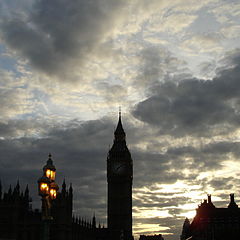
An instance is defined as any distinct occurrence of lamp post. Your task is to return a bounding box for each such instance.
[38,154,59,240]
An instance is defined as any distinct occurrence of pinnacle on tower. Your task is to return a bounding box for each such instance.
[24,184,29,200]
[62,178,66,190]
[69,183,73,198]
[92,213,96,229]
[114,109,126,141]
[15,180,20,192]
[62,178,66,188]
[13,181,20,197]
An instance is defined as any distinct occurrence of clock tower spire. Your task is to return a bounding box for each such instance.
[107,112,133,240]
[114,108,126,141]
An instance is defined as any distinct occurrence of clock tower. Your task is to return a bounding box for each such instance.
[107,112,133,240]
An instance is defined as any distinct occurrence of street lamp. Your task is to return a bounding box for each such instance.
[38,154,59,240]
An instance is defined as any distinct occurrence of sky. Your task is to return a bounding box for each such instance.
[0,0,240,239]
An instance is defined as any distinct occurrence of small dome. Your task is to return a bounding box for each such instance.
[43,153,56,171]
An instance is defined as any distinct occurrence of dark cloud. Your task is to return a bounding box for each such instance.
[133,195,190,210]
[132,141,235,189]
[0,119,51,138]
[133,52,240,137]
[0,0,125,77]
[208,177,234,190]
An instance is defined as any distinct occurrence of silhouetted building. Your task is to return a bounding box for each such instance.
[107,112,133,240]
[0,177,97,240]
[180,194,240,240]
[139,234,164,240]
[0,181,41,240]
[0,115,134,240]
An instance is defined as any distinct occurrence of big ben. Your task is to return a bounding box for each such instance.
[107,112,133,240]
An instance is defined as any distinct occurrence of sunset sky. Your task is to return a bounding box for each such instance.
[0,0,240,239]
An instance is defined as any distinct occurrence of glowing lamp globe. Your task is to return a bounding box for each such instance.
[49,182,59,200]
[43,154,56,181]
[38,176,51,196]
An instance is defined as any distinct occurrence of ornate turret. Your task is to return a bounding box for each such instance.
[114,110,126,141]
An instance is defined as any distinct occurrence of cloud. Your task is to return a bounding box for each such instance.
[197,61,217,79]
[211,1,240,22]
[0,119,50,138]
[221,25,240,39]
[181,33,223,54]
[133,50,240,137]
[147,13,197,34]
[94,82,128,103]
[208,177,235,190]
[135,46,188,89]
[0,69,34,120]
[0,0,126,78]
[0,87,32,119]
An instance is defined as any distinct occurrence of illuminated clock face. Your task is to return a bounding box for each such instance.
[112,162,128,175]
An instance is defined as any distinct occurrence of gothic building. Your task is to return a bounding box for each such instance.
[180,194,240,240]
[0,114,134,240]
[0,176,97,240]
[0,181,41,239]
